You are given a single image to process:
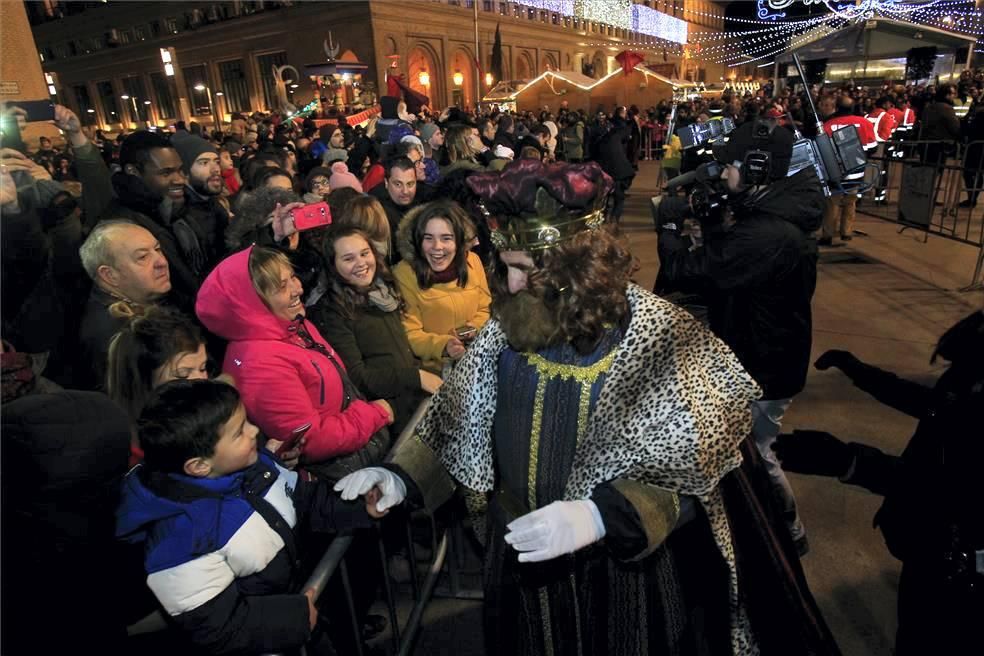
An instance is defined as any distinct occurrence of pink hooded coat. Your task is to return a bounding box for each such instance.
[196,247,390,462]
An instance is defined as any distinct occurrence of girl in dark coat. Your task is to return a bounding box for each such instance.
[308,226,442,433]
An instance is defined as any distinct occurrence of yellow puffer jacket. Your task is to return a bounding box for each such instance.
[393,251,492,373]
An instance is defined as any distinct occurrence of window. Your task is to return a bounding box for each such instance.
[256,51,288,111]
[95,81,121,123]
[499,2,508,15]
[218,59,251,113]
[118,29,132,45]
[165,17,179,34]
[483,0,492,11]
[135,25,148,41]
[150,72,177,119]
[73,85,96,126]
[122,77,151,121]
[182,64,212,115]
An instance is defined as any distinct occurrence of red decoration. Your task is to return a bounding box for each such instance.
[615,51,645,76]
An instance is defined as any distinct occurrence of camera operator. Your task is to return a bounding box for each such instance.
[656,118,826,554]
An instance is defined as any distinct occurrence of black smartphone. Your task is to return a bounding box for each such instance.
[3,100,56,123]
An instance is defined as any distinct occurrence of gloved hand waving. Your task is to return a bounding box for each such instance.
[773,430,855,478]
[334,467,407,514]
[505,500,606,563]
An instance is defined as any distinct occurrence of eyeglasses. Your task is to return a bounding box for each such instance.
[311,178,330,189]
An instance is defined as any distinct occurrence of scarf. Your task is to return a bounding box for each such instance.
[367,279,400,313]
[429,266,459,285]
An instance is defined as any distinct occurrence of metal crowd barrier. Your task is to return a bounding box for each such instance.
[856,138,984,291]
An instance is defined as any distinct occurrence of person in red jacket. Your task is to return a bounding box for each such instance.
[196,246,394,474]
[866,96,899,143]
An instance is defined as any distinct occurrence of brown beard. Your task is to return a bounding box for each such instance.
[494,290,563,353]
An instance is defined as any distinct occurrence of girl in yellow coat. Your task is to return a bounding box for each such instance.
[393,200,491,373]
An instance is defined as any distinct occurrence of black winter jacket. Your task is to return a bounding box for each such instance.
[657,169,825,399]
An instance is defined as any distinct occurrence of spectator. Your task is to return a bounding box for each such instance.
[337,193,393,260]
[492,114,516,151]
[370,156,421,257]
[559,113,585,162]
[196,246,394,476]
[219,141,243,196]
[92,131,206,307]
[309,226,442,432]
[328,160,364,194]
[173,135,229,270]
[919,84,961,165]
[393,200,491,373]
[3,390,133,654]
[106,305,208,427]
[300,165,331,203]
[594,114,635,223]
[115,379,381,655]
[77,221,172,391]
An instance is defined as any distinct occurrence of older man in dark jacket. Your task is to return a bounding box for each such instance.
[657,119,826,554]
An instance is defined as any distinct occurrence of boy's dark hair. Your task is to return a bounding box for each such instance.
[138,379,241,473]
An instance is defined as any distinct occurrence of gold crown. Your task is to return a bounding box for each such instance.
[480,188,608,252]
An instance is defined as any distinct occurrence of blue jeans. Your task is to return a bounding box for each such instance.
[751,398,805,542]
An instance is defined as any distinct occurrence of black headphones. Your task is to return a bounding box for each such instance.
[741,119,777,187]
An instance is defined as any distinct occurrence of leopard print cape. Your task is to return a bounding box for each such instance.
[416,283,763,655]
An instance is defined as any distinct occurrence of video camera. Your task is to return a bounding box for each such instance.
[675,116,736,150]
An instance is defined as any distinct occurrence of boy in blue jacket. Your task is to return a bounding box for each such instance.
[116,379,383,654]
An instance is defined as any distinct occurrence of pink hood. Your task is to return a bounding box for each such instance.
[196,246,292,342]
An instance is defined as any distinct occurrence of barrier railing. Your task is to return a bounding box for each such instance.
[856,138,984,291]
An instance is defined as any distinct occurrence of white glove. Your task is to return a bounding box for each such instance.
[505,500,606,563]
[333,467,407,513]
[493,145,514,160]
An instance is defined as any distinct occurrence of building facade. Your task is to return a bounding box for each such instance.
[29,0,728,131]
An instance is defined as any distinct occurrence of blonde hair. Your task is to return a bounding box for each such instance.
[340,195,391,251]
[248,246,294,311]
[444,124,481,163]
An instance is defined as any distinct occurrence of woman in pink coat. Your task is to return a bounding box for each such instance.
[196,246,394,467]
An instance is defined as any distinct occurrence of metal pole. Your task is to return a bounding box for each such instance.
[474,0,481,111]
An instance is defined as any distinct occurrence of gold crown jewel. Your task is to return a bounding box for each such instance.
[485,188,608,253]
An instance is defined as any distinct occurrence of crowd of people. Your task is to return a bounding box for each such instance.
[1,70,981,656]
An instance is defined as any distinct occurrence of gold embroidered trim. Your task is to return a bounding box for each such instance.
[539,587,555,656]
[576,383,592,448]
[528,374,549,510]
[523,348,619,384]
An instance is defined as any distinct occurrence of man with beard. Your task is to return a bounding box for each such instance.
[81,131,208,309]
[173,135,229,271]
[332,160,832,656]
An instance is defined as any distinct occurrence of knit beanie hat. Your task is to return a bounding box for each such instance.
[329,161,363,193]
[323,147,350,165]
[387,123,416,145]
[418,122,440,143]
[173,135,218,172]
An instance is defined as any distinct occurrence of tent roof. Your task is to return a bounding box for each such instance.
[776,17,976,63]
[482,66,697,102]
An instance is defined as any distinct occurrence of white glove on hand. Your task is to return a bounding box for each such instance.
[333,467,407,513]
[505,500,605,563]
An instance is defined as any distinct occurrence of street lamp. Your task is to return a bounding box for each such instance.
[194,82,222,133]
[453,70,464,86]
[485,72,494,87]
[418,70,430,87]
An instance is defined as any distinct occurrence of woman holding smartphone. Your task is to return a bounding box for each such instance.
[309,226,442,433]
[393,200,491,374]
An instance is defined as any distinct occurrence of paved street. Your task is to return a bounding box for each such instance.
[386,160,983,656]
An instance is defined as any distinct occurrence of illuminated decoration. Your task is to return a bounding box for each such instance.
[485,72,494,86]
[768,0,949,23]
[758,0,787,21]
[418,70,430,86]
[575,0,632,28]
[631,4,688,43]
[453,70,464,86]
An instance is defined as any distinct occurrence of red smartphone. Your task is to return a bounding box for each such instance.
[3,100,55,123]
[290,201,332,231]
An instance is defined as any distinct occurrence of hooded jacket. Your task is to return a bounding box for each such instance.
[195,247,390,462]
[116,452,373,654]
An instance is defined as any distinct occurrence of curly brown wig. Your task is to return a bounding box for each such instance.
[490,227,637,353]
